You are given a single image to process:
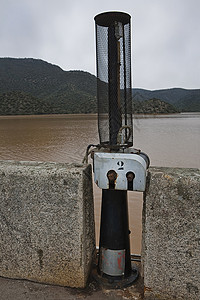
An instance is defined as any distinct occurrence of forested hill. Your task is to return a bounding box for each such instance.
[133,88,200,112]
[0,57,199,115]
[0,58,97,114]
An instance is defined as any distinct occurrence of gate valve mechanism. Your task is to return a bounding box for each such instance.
[92,11,150,288]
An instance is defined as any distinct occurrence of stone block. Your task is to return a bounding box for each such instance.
[142,167,200,300]
[0,161,95,288]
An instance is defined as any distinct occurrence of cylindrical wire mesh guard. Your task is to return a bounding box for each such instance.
[95,12,133,149]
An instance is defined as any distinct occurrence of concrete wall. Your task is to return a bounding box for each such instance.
[1,161,199,297]
[142,167,200,300]
[0,161,95,288]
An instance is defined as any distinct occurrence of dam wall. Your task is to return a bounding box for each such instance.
[0,161,95,288]
[143,167,200,300]
[0,161,199,299]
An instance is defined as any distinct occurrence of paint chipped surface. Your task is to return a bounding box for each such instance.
[101,248,125,276]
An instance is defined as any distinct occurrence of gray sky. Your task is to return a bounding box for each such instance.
[0,0,199,90]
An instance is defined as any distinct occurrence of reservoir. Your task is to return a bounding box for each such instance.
[0,113,199,254]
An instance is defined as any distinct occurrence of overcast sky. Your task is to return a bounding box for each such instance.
[0,0,199,90]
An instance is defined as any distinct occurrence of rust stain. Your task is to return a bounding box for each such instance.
[117,256,122,270]
[117,252,125,270]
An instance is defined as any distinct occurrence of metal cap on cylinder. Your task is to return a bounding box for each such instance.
[95,11,130,26]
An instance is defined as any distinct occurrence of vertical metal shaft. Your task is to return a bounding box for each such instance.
[122,25,128,141]
[108,25,122,145]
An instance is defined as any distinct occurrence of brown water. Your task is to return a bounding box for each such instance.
[0,113,199,254]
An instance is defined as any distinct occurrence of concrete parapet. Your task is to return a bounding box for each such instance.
[0,161,95,288]
[142,167,200,300]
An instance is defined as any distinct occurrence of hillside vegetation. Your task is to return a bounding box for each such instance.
[133,88,200,112]
[0,91,54,115]
[133,98,178,114]
[0,57,199,115]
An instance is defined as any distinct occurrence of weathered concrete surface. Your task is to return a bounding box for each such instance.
[0,161,96,288]
[142,167,200,300]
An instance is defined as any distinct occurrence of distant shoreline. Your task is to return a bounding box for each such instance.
[0,112,199,120]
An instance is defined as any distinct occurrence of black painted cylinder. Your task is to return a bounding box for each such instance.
[98,189,132,277]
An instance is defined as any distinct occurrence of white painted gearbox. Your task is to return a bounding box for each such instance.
[93,151,148,192]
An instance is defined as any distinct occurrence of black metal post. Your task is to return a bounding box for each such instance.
[99,190,131,273]
[96,189,138,288]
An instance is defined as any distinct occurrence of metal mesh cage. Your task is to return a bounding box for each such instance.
[95,12,133,149]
